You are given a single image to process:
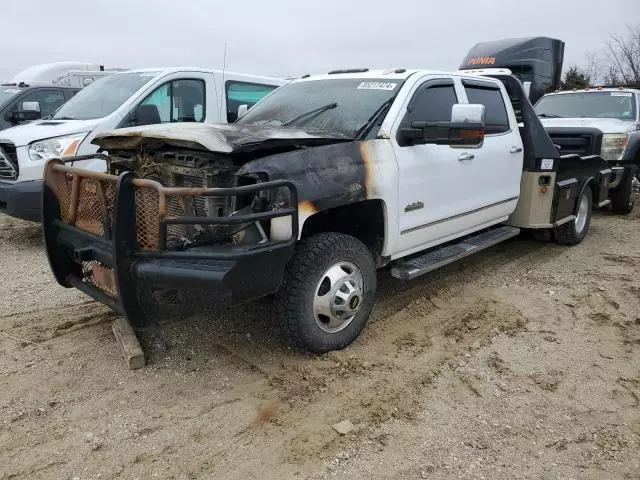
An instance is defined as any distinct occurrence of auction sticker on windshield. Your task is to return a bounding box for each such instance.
[357,82,397,91]
[3,89,21,94]
[611,92,632,97]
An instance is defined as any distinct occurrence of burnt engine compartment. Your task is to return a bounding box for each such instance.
[106,149,271,250]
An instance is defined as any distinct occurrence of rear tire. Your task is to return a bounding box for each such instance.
[276,232,377,353]
[553,187,592,245]
[611,169,636,214]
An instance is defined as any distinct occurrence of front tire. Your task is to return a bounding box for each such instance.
[553,187,592,245]
[611,169,636,214]
[276,232,377,353]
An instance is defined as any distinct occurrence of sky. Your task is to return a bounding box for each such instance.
[1,0,638,81]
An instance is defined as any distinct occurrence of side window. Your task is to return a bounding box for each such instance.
[141,83,170,123]
[137,79,205,125]
[397,82,458,146]
[225,81,277,123]
[19,90,67,117]
[406,84,458,124]
[172,79,205,122]
[463,85,510,134]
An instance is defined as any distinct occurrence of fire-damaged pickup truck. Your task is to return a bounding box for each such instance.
[42,68,617,353]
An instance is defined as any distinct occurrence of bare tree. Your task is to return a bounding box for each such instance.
[583,51,602,83]
[603,23,640,85]
[602,65,622,86]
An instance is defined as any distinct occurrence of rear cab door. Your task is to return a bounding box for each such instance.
[457,76,523,218]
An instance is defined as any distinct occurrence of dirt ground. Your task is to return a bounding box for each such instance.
[0,209,639,480]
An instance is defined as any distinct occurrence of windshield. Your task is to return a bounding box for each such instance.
[53,71,160,120]
[237,78,403,137]
[534,91,637,120]
[0,87,22,109]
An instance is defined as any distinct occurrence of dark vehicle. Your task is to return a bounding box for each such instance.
[0,83,80,131]
[460,36,565,104]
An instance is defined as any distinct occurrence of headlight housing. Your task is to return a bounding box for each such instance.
[28,133,87,162]
[601,133,629,161]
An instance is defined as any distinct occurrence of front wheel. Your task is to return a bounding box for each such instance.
[553,187,592,245]
[276,232,377,353]
[611,169,637,214]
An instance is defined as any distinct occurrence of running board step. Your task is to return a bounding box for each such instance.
[390,226,521,280]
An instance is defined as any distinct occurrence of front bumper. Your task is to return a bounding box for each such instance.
[0,180,42,222]
[42,158,299,325]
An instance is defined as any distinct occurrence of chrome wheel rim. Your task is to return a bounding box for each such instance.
[313,261,364,333]
[575,193,589,233]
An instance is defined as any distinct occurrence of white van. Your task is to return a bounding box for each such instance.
[8,61,125,89]
[0,67,285,221]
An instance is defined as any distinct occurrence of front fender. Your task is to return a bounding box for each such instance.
[237,140,373,235]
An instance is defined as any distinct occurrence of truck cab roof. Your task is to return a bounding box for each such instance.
[543,87,640,96]
[294,69,420,81]
[291,68,507,83]
[1,82,80,90]
[115,67,284,84]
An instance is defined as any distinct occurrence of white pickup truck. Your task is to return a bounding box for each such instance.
[41,68,614,353]
[534,87,640,213]
[0,67,284,221]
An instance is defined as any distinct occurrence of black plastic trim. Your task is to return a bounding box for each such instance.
[0,179,42,222]
[460,78,501,90]
[576,177,595,213]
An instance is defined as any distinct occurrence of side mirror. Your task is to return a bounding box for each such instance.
[237,104,249,119]
[12,101,41,122]
[401,103,485,147]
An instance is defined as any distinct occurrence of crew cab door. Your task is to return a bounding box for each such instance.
[459,78,523,214]
[390,76,495,256]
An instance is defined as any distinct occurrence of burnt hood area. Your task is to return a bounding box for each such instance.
[92,122,352,161]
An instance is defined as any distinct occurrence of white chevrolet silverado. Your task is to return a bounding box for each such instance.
[41,68,616,354]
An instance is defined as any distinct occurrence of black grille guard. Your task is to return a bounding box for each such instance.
[42,158,299,322]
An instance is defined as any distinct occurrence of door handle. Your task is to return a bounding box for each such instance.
[458,153,474,161]
[510,146,523,154]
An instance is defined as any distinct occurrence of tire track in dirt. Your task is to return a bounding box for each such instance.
[1,302,116,345]
[2,212,639,479]
[198,292,531,468]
